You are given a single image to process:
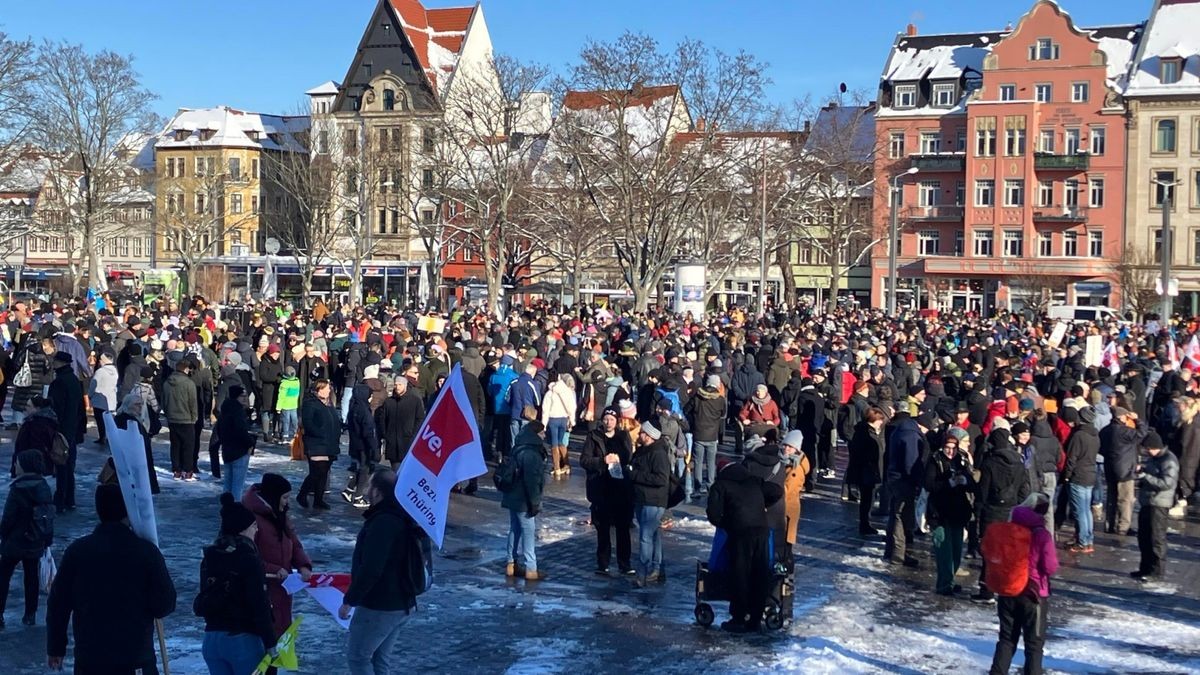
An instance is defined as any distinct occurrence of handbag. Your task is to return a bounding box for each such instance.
[13,355,31,388]
[39,548,57,595]
[290,427,305,460]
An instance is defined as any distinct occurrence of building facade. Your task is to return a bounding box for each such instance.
[871,1,1141,313]
[1123,0,1200,315]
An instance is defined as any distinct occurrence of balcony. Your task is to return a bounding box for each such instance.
[1034,152,1089,171]
[1033,205,1088,222]
[909,153,966,172]
[905,205,964,221]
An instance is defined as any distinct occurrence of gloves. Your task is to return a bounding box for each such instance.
[526,506,540,518]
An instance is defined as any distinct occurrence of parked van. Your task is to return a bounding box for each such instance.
[1046,304,1124,323]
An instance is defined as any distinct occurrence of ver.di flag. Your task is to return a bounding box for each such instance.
[395,364,487,548]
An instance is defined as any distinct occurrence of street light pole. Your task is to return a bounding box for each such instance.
[1160,190,1173,322]
[887,167,919,315]
[758,139,767,317]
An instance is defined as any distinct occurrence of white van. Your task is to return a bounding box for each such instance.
[1046,305,1124,323]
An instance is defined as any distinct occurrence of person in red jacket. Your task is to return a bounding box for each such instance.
[242,473,313,638]
[739,383,781,441]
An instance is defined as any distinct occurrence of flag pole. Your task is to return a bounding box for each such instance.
[156,619,170,675]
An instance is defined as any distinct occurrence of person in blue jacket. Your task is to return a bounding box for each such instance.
[487,355,519,459]
[509,363,542,447]
[884,411,934,567]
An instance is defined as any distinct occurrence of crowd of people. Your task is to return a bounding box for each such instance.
[0,292,1194,674]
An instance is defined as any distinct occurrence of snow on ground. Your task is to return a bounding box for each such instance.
[504,638,588,675]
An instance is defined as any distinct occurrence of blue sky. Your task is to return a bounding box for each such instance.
[2,0,1148,119]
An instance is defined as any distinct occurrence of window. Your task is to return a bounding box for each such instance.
[956,130,967,152]
[1089,178,1105,208]
[918,180,940,207]
[1065,179,1080,208]
[1154,229,1173,262]
[1155,119,1177,153]
[975,118,996,156]
[1038,180,1054,207]
[954,231,964,256]
[919,132,941,154]
[383,89,396,111]
[975,179,995,207]
[344,128,358,154]
[421,169,434,189]
[346,170,358,195]
[422,127,436,153]
[378,209,387,234]
[1063,231,1078,256]
[132,237,143,258]
[1194,230,1200,265]
[228,158,241,181]
[1090,126,1106,156]
[889,132,905,159]
[251,195,259,214]
[1031,38,1060,61]
[421,209,435,225]
[1038,232,1052,256]
[1194,170,1200,208]
[1064,128,1081,155]
[894,84,917,109]
[316,130,329,154]
[391,210,401,234]
[1039,129,1055,153]
[918,230,940,255]
[1162,58,1182,84]
[1034,84,1052,103]
[974,229,994,256]
[1005,128,1026,156]
[252,159,259,179]
[1004,179,1025,207]
[379,169,390,194]
[955,180,965,206]
[195,193,207,214]
[1071,82,1089,103]
[1154,170,1176,208]
[230,193,243,214]
[999,84,1016,101]
[195,157,211,176]
[1002,230,1023,257]
[932,83,956,108]
[1088,231,1103,258]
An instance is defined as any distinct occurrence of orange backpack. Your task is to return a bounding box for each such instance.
[982,522,1032,597]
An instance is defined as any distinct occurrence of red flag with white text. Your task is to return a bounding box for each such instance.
[395,364,487,548]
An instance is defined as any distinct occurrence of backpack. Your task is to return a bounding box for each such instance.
[403,520,434,597]
[981,521,1033,597]
[655,387,683,418]
[26,502,54,547]
[48,433,70,467]
[493,450,524,493]
[13,354,31,388]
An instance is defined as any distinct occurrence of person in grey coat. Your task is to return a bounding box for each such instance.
[1132,432,1179,582]
[88,348,119,446]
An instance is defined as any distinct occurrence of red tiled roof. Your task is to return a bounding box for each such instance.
[427,6,474,32]
[563,85,680,111]
[388,0,474,92]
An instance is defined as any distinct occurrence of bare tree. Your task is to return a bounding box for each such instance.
[1112,245,1160,321]
[26,41,157,293]
[0,31,35,163]
[1007,262,1068,315]
[159,161,257,290]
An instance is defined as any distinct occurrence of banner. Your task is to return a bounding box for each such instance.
[103,413,158,546]
[1100,341,1121,371]
[301,573,353,629]
[1186,335,1200,368]
[395,364,487,548]
[417,315,447,335]
[1084,335,1103,368]
[255,616,302,673]
[1047,321,1068,349]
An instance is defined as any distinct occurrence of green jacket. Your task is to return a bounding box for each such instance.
[276,376,301,412]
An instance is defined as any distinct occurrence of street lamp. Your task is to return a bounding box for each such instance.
[1155,176,1181,322]
[886,166,920,315]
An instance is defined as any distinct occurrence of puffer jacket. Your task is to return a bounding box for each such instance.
[1138,449,1180,508]
[88,363,119,412]
[976,431,1031,525]
[628,438,671,508]
[1062,423,1101,487]
[300,393,341,458]
[686,386,726,443]
[347,383,379,463]
[1011,506,1059,598]
[1029,418,1062,475]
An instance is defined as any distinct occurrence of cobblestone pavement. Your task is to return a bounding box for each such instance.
[2,424,1200,673]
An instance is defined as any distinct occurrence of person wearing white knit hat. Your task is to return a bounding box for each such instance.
[628,420,671,588]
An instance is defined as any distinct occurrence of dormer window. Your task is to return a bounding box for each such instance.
[932,83,957,108]
[894,84,917,109]
[173,130,188,142]
[1029,38,1059,61]
[198,129,215,142]
[1161,58,1182,85]
[383,88,396,111]
[245,130,260,141]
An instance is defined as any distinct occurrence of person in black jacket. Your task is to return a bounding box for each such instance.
[1061,405,1100,554]
[344,382,380,508]
[501,423,547,581]
[48,352,85,513]
[685,375,726,495]
[925,434,975,596]
[578,407,634,575]
[0,450,53,628]
[340,469,427,675]
[706,459,783,632]
[257,345,284,441]
[627,422,672,587]
[216,386,257,499]
[47,484,176,673]
[971,427,1031,603]
[847,407,887,535]
[10,398,58,478]
[197,492,276,675]
[298,379,342,510]
[377,376,425,470]
[1099,407,1147,536]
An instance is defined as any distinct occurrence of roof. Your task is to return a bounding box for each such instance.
[1125,0,1200,96]
[1088,24,1144,91]
[883,32,1005,83]
[305,80,340,96]
[155,106,310,153]
[388,0,475,97]
[562,85,680,111]
[0,149,55,195]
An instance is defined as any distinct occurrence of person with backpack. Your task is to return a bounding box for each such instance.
[10,396,58,479]
[0,450,53,629]
[986,493,1058,675]
[499,421,547,581]
[47,352,85,512]
[627,421,672,588]
[1132,432,1179,582]
[340,469,431,675]
[578,407,635,575]
[972,427,1031,604]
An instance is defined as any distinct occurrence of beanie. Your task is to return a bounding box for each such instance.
[219,492,257,536]
[258,473,292,508]
[96,483,128,523]
[782,429,804,450]
[16,449,45,475]
[640,421,662,440]
[1142,432,1165,450]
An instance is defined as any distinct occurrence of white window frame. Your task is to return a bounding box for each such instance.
[1089,178,1105,208]
[932,83,957,108]
[1088,231,1103,258]
[1002,230,1023,258]
[1090,126,1106,155]
[889,132,905,159]
[999,84,1016,101]
[894,85,917,109]
[919,132,941,154]
[973,229,994,257]
[1071,82,1089,103]
[918,230,940,255]
[1037,180,1054,208]
[918,180,941,207]
[975,179,995,207]
[1035,84,1052,103]
[1038,232,1053,257]
[1003,179,1025,207]
[1063,231,1078,257]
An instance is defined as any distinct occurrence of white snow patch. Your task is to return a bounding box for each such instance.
[504,638,586,674]
[668,516,715,535]
[537,515,586,544]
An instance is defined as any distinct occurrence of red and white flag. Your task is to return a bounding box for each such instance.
[302,573,352,629]
[1186,336,1200,368]
[395,364,487,548]
[1169,339,1181,369]
[1100,341,1121,370]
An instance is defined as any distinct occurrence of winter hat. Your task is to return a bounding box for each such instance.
[947,427,969,443]
[705,374,721,389]
[1112,406,1131,419]
[601,406,619,419]
[782,429,804,450]
[916,412,939,430]
[618,399,636,418]
[1142,432,1165,450]
[95,483,128,523]
[219,492,256,536]
[258,473,292,508]
[16,449,45,475]
[1011,421,1030,436]
[1078,406,1097,425]
[363,364,380,380]
[140,365,156,380]
[284,366,297,377]
[1020,492,1050,515]
[53,352,73,365]
[639,421,662,440]
[907,384,924,397]
[267,344,281,355]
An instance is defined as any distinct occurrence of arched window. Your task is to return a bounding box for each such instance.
[1156,119,1177,153]
[383,88,396,111]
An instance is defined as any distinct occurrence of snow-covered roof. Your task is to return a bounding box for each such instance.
[389,0,475,97]
[0,151,54,195]
[155,106,310,153]
[878,32,1002,118]
[1125,0,1200,96]
[561,86,684,150]
[305,80,340,96]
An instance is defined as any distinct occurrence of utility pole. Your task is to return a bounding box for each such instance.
[758,139,767,317]
[887,167,919,315]
[1160,190,1173,322]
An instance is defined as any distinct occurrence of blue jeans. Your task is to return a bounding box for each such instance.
[507,508,537,571]
[1070,483,1094,546]
[1092,460,1105,506]
[280,409,298,441]
[223,454,250,498]
[347,607,411,675]
[675,457,692,500]
[202,631,265,675]
[510,417,526,445]
[693,440,718,491]
[636,505,665,578]
[340,387,353,422]
[547,417,569,447]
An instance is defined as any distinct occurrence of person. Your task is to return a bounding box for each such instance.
[706,457,783,633]
[216,385,257,498]
[987,494,1058,675]
[257,344,284,442]
[579,407,634,575]
[164,356,199,481]
[242,474,313,639]
[486,355,519,459]
[1099,407,1147,536]
[542,374,577,477]
[685,374,726,495]
[627,421,672,587]
[973,427,1031,604]
[847,407,886,536]
[1132,432,1179,582]
[743,429,808,566]
[277,366,301,443]
[298,379,341,510]
[377,375,424,470]
[925,432,975,595]
[1061,405,1100,554]
[502,421,547,580]
[10,334,54,428]
[340,469,429,675]
[88,347,118,446]
[345,382,380,508]
[883,412,932,566]
[196,493,277,675]
[11,396,58,478]
[116,365,162,495]
[46,484,177,673]
[47,352,85,512]
[738,383,781,445]
[0,450,53,629]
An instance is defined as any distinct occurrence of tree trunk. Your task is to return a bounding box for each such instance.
[301,266,314,305]
[775,246,796,307]
[350,256,363,307]
[570,258,582,308]
[425,261,442,311]
[484,238,504,319]
[826,260,843,315]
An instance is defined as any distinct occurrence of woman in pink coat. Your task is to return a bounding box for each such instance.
[242,473,313,637]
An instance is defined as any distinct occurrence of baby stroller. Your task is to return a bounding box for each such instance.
[694,528,793,630]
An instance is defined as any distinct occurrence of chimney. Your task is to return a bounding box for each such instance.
[803,120,811,134]
[696,117,706,132]
[906,23,918,37]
